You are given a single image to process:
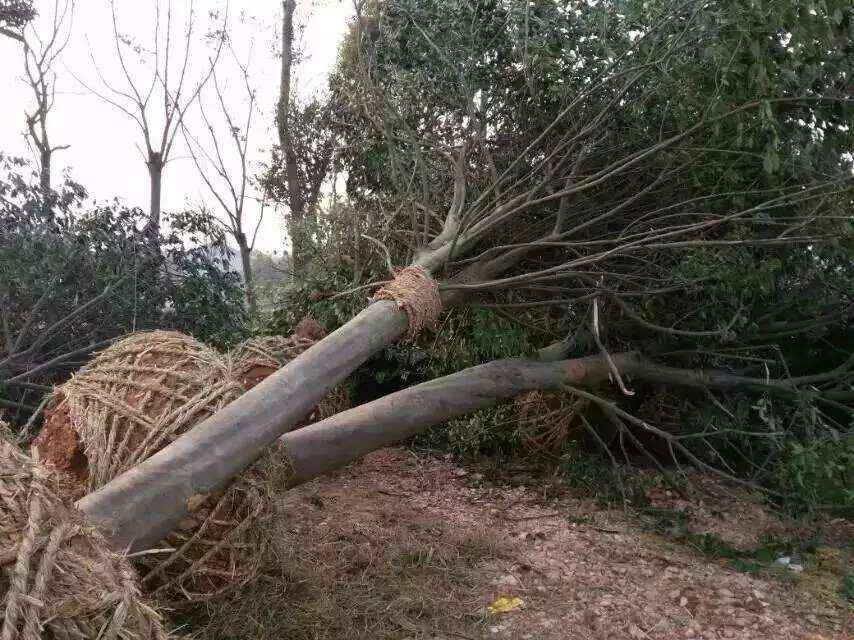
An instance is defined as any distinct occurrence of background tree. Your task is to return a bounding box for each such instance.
[0,0,34,40]
[17,0,75,194]
[74,0,227,236]
[183,40,263,314]
[269,0,337,277]
[0,153,247,428]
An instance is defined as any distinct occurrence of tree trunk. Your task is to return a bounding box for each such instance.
[147,152,163,237]
[39,148,51,193]
[237,233,257,315]
[78,351,624,550]
[277,0,307,275]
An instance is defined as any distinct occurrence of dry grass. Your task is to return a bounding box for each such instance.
[172,449,851,640]
[177,454,507,640]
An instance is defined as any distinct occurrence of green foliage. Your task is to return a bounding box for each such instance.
[0,155,247,424]
[842,573,854,602]
[414,404,523,459]
[776,437,854,515]
[558,452,623,499]
[265,0,854,512]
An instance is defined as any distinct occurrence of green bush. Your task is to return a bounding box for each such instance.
[776,437,853,515]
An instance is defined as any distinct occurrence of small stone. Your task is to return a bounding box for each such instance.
[788,563,804,573]
[455,469,468,477]
[775,556,791,566]
[716,588,734,598]
[679,596,688,607]
[806,614,820,626]
[668,589,682,600]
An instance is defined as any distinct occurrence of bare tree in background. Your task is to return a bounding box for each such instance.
[0,0,73,195]
[23,0,74,194]
[75,0,227,236]
[183,42,263,314]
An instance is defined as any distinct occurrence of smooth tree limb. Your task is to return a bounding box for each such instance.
[78,346,853,551]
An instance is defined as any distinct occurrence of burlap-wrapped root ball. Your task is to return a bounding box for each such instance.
[30,331,272,607]
[1,438,171,640]
[229,319,350,423]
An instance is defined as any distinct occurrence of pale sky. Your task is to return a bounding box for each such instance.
[0,0,353,255]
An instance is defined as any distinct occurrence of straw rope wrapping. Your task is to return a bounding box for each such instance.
[31,331,271,607]
[0,439,171,640]
[515,391,589,457]
[229,335,351,424]
[229,335,317,391]
[369,266,443,339]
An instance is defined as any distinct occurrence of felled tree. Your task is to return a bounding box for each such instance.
[78,0,852,547]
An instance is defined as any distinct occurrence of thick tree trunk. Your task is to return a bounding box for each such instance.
[78,351,624,550]
[77,299,410,548]
[282,353,619,485]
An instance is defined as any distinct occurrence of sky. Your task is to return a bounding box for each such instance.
[0,0,353,255]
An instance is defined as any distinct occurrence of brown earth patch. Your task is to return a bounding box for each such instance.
[185,448,851,640]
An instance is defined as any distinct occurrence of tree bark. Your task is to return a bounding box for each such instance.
[277,0,308,275]
[39,148,51,193]
[237,232,257,315]
[77,299,410,548]
[147,152,163,236]
[282,353,619,485]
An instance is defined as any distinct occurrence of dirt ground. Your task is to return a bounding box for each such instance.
[188,448,852,640]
